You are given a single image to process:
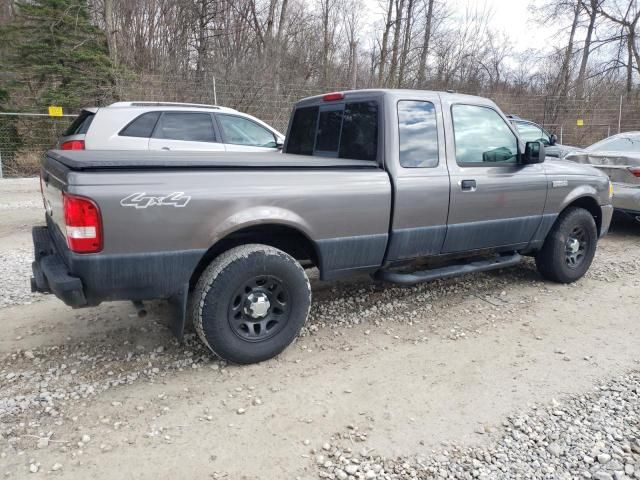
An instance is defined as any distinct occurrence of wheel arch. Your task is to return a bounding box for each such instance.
[561,195,603,235]
[189,223,320,289]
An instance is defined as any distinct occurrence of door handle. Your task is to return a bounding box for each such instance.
[161,147,170,151]
[460,179,477,192]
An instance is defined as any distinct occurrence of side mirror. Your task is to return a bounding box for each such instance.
[523,141,546,164]
[276,140,284,150]
[549,134,558,146]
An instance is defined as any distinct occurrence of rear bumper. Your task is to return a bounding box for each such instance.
[612,183,640,214]
[31,224,205,308]
[31,226,87,307]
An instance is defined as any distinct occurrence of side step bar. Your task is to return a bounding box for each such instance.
[373,253,522,285]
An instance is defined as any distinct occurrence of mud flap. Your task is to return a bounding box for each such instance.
[168,284,189,341]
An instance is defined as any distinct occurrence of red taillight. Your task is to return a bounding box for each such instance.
[63,193,102,253]
[629,167,640,178]
[322,92,344,102]
[61,140,85,150]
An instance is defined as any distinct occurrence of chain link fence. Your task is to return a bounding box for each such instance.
[1,72,640,177]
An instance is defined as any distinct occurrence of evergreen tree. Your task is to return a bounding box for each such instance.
[0,0,115,110]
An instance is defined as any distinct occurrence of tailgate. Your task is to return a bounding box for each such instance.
[40,156,70,242]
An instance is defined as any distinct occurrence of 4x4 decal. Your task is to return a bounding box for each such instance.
[120,192,191,209]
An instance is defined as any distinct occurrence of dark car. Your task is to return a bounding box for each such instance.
[507,115,575,158]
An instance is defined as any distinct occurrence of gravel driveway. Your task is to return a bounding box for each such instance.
[0,178,639,479]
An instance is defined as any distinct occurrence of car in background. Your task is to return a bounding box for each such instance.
[564,132,640,221]
[507,115,575,158]
[59,102,285,153]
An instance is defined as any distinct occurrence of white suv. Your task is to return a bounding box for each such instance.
[59,102,285,152]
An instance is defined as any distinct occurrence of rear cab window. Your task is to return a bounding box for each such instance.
[285,99,379,161]
[64,110,95,136]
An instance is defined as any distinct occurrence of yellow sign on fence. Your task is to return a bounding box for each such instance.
[48,106,63,117]
[576,118,584,127]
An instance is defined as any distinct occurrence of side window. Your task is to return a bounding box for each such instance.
[452,105,518,164]
[217,114,276,148]
[119,112,160,138]
[153,112,216,142]
[285,101,378,161]
[398,100,439,168]
[516,122,550,145]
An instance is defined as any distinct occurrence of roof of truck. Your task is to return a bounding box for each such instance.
[296,89,493,105]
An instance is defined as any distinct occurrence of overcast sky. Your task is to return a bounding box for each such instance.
[360,0,558,54]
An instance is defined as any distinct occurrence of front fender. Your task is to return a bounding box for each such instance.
[558,184,602,212]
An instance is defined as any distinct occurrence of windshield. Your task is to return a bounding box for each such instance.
[587,135,640,153]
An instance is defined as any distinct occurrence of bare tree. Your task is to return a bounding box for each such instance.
[597,0,640,93]
[416,0,435,87]
[575,0,604,97]
[378,0,394,84]
[344,0,362,88]
[386,0,405,86]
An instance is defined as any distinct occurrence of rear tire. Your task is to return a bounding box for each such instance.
[190,244,311,364]
[535,207,598,283]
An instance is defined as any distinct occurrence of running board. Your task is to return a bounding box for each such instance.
[373,253,522,285]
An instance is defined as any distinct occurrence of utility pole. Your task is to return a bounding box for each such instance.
[618,95,623,134]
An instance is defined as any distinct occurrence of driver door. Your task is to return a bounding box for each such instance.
[442,102,548,253]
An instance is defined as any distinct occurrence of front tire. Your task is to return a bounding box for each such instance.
[535,207,598,283]
[190,244,311,364]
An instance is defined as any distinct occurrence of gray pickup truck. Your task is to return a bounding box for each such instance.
[32,90,613,364]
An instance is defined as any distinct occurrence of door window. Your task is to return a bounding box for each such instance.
[153,112,216,142]
[452,105,518,164]
[398,101,439,168]
[515,121,550,145]
[217,114,277,148]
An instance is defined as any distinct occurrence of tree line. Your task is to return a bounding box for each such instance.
[0,0,638,110]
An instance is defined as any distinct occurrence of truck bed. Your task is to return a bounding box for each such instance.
[46,150,380,171]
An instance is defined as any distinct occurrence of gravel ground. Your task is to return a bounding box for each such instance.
[0,178,639,479]
[316,371,640,480]
[0,248,41,309]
